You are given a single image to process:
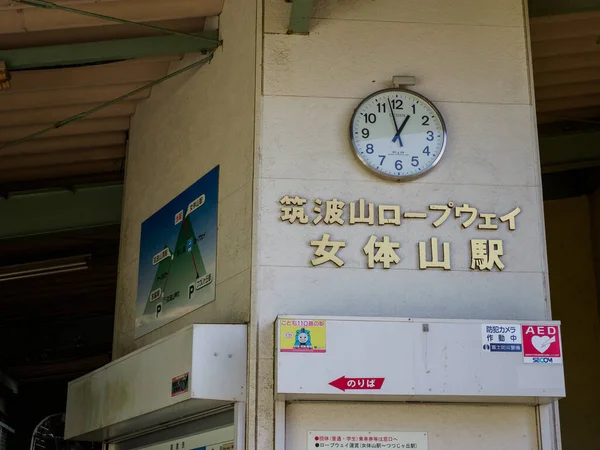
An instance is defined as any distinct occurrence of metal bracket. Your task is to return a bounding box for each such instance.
[392,76,417,88]
[287,0,313,34]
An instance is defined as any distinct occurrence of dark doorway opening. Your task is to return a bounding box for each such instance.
[0,225,118,448]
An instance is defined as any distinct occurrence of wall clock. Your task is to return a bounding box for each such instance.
[349,88,447,181]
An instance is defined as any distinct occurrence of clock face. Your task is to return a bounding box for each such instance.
[350,88,447,181]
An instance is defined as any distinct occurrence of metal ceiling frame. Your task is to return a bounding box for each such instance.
[2,0,221,71]
[539,130,600,173]
[0,51,216,152]
[0,0,222,157]
[14,0,215,39]
[0,32,219,71]
[0,184,123,238]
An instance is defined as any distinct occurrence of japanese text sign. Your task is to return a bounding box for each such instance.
[329,376,385,392]
[481,324,522,353]
[278,196,521,271]
[522,325,562,364]
[308,431,428,450]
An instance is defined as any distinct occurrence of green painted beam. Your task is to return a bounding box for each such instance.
[0,32,219,70]
[288,0,314,34]
[0,184,123,239]
[539,130,600,173]
[529,0,600,17]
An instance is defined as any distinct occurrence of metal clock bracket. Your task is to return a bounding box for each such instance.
[392,75,417,89]
[392,76,417,88]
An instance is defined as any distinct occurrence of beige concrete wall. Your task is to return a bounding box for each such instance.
[256,1,547,330]
[545,196,600,448]
[252,0,548,449]
[286,403,538,450]
[112,0,258,357]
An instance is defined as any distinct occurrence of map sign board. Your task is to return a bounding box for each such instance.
[136,166,219,337]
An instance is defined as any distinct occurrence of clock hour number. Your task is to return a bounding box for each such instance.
[422,116,430,126]
[390,99,403,110]
[362,128,370,138]
[379,155,386,165]
[411,104,416,114]
[395,160,403,170]
[426,131,434,141]
[411,156,419,167]
[362,113,376,123]
[377,103,386,113]
[423,146,430,156]
[366,143,374,154]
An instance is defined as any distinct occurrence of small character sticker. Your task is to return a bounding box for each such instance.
[279,319,326,353]
[294,328,312,349]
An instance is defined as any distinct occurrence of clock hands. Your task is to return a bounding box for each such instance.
[392,115,411,147]
[387,98,403,148]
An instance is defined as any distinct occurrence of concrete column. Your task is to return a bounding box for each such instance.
[112,0,259,357]
[252,0,549,448]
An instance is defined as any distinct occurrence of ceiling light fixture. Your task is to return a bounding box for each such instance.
[0,254,90,282]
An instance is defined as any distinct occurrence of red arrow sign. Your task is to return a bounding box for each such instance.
[329,376,385,392]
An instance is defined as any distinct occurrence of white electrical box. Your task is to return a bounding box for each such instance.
[65,324,247,442]
[275,316,565,405]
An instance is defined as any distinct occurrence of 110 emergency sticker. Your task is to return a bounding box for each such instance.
[280,318,327,353]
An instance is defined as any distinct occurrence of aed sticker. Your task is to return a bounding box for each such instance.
[171,372,189,397]
[481,324,522,352]
[279,318,326,353]
[522,324,562,364]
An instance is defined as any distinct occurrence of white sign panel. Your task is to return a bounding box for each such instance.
[276,317,565,404]
[308,431,428,449]
[481,323,522,353]
[152,247,172,266]
[186,194,206,217]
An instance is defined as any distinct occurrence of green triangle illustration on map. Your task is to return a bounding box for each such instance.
[143,214,207,317]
